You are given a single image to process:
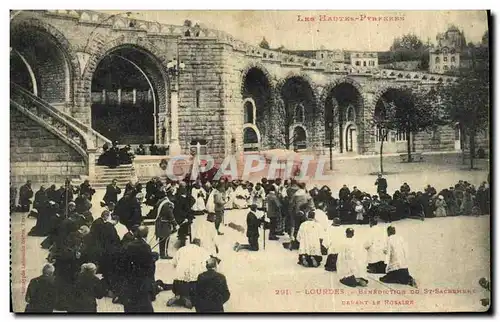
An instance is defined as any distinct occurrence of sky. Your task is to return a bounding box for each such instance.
[103,10,489,51]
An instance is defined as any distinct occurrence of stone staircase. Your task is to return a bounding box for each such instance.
[90,165,135,189]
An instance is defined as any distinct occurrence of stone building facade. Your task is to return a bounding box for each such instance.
[429,26,465,74]
[9,10,488,185]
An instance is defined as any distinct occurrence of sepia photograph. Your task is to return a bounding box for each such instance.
[9,9,491,313]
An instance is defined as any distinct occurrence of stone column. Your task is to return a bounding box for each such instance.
[117,88,122,105]
[132,88,137,104]
[169,86,181,156]
[102,89,106,103]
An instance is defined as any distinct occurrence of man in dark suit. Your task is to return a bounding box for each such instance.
[194,257,230,312]
[234,204,265,252]
[123,226,156,312]
[25,264,56,312]
[375,174,388,196]
[103,179,121,206]
[18,180,34,212]
[265,186,281,240]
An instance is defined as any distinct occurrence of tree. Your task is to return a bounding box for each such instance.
[482,30,489,47]
[370,99,398,175]
[259,37,270,49]
[439,64,489,169]
[183,19,192,27]
[390,33,424,52]
[269,98,297,150]
[392,87,443,162]
[389,33,429,70]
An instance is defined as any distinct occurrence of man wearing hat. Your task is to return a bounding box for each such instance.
[296,210,325,267]
[154,193,178,260]
[324,218,343,271]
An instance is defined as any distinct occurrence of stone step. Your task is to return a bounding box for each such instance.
[95,167,134,173]
[94,175,134,179]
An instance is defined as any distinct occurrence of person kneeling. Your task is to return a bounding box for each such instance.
[296,210,324,268]
[167,239,211,309]
[337,228,368,287]
[234,204,267,252]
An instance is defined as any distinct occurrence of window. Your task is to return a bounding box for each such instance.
[294,104,305,123]
[244,101,254,124]
[363,61,367,67]
[435,57,440,64]
[321,53,324,58]
[443,65,449,71]
[243,126,260,151]
[369,61,374,66]
[451,56,456,63]
[346,105,355,122]
[395,130,407,142]
[196,89,201,108]
[375,126,385,142]
[293,126,307,150]
[443,56,448,62]
[355,61,360,66]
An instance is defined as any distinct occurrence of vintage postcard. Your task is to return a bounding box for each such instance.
[10,9,490,313]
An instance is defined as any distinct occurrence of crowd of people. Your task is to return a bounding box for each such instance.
[97,141,135,168]
[14,170,490,312]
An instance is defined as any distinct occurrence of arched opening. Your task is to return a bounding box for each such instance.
[91,46,168,145]
[10,26,72,106]
[280,76,316,150]
[10,49,37,95]
[243,126,260,151]
[324,82,362,153]
[344,123,357,153]
[241,67,272,144]
[243,99,255,124]
[292,125,307,150]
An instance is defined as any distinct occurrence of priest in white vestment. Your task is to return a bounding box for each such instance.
[324,218,343,271]
[364,218,387,274]
[337,228,369,287]
[191,183,207,215]
[191,214,219,257]
[379,226,417,287]
[167,239,212,309]
[296,211,325,267]
[233,184,250,209]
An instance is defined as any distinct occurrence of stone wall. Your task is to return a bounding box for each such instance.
[10,107,86,187]
[177,38,227,160]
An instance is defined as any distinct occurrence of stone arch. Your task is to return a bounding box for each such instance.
[240,61,276,93]
[240,63,274,148]
[10,17,81,78]
[321,78,365,153]
[290,124,308,150]
[83,37,170,143]
[10,17,80,105]
[371,84,404,113]
[320,77,365,108]
[81,35,170,95]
